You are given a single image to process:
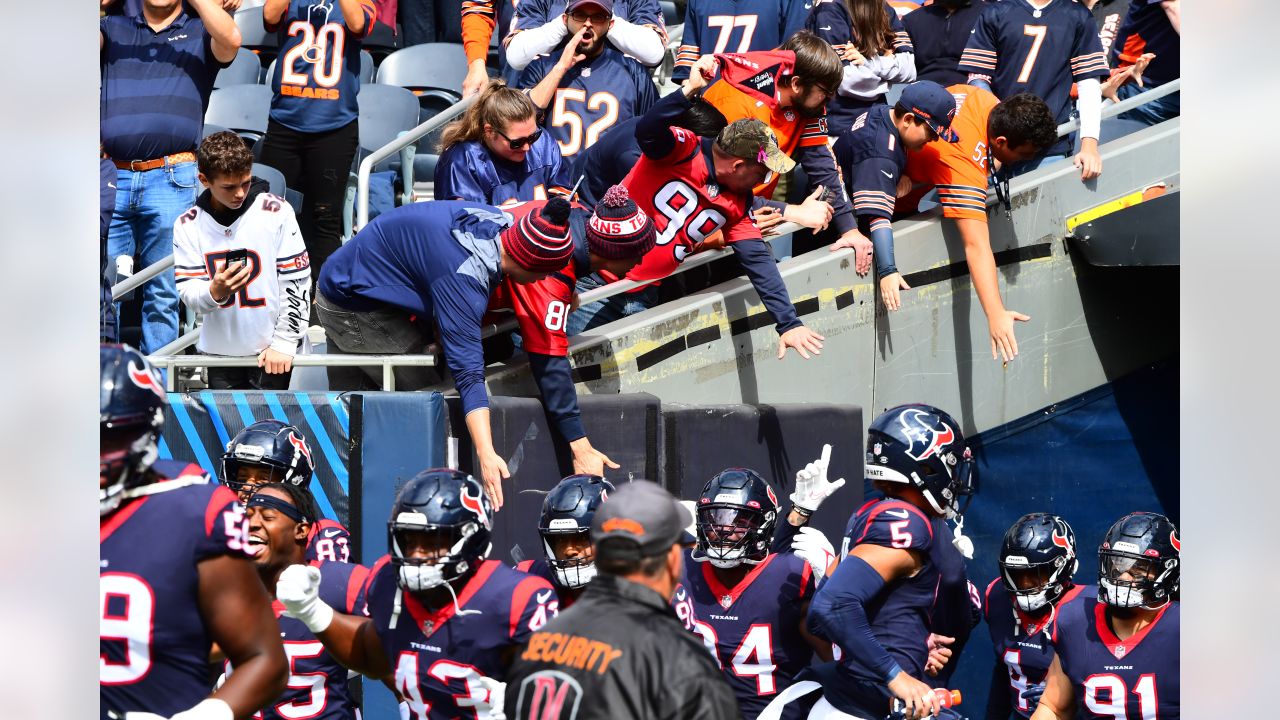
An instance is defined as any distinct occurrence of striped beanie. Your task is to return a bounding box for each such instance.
[586,185,656,260]
[501,197,575,273]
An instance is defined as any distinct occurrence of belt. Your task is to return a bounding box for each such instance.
[112,151,196,172]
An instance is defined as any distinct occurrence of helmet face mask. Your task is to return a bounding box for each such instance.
[388,469,494,593]
[865,405,976,519]
[543,532,596,588]
[538,475,613,589]
[1096,512,1180,610]
[998,512,1078,613]
[100,345,166,517]
[221,420,315,500]
[691,468,779,570]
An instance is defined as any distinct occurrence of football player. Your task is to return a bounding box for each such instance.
[221,419,353,564]
[100,344,287,720]
[685,468,833,719]
[234,483,370,720]
[1030,512,1180,720]
[984,513,1091,720]
[275,468,557,718]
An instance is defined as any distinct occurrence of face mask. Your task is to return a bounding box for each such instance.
[398,562,447,592]
[554,562,597,589]
[1013,588,1050,613]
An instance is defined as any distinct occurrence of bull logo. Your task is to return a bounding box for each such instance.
[897,408,955,462]
[1051,524,1074,556]
[517,670,584,720]
[460,484,491,530]
[1169,530,1180,553]
[127,361,166,400]
[288,431,314,471]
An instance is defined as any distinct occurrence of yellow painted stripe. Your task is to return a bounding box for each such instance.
[1066,190,1149,232]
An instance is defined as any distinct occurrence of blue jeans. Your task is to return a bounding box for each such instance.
[107,160,199,353]
[1117,81,1180,126]
[565,274,658,336]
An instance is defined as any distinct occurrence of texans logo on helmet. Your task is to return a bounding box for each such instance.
[898,408,956,461]
[460,485,492,530]
[1052,527,1073,553]
[517,670,584,720]
[765,485,778,507]
[128,361,166,400]
[288,431,314,469]
[1170,530,1180,553]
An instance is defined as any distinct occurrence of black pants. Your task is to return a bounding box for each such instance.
[206,365,293,390]
[258,118,360,284]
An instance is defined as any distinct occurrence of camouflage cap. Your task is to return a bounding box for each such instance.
[715,118,796,175]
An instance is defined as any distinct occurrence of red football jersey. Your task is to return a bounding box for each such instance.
[622,126,760,283]
[487,201,583,357]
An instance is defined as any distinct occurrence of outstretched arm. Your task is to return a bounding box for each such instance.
[954,217,1029,362]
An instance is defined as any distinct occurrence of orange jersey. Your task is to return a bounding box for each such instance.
[701,77,828,199]
[461,0,497,63]
[904,84,999,222]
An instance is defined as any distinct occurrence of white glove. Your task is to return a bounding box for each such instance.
[790,444,846,514]
[790,527,837,583]
[475,675,508,720]
[277,564,334,633]
[169,699,234,720]
[399,701,412,720]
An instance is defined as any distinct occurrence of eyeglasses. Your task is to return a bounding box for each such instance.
[493,127,543,150]
[568,9,612,23]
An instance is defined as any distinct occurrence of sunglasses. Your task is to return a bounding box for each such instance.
[568,9,612,23]
[493,127,543,150]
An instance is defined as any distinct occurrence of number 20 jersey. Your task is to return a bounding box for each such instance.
[100,479,254,719]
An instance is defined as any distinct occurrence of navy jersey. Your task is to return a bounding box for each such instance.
[684,552,816,720]
[673,0,812,81]
[267,0,377,133]
[1112,0,1179,86]
[1052,595,1180,720]
[366,557,557,718]
[433,135,573,206]
[100,480,253,719]
[306,517,352,564]
[958,0,1109,153]
[837,498,937,682]
[832,105,905,231]
[984,581,1093,719]
[569,115,643,209]
[518,47,659,159]
[515,557,700,630]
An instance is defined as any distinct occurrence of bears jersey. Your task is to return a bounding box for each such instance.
[100,481,253,719]
[837,498,937,682]
[958,0,1109,154]
[1112,0,1180,87]
[621,127,759,283]
[433,135,573,206]
[904,84,999,222]
[266,0,376,133]
[673,0,811,81]
[1052,595,1180,720]
[832,105,904,232]
[365,557,557,719]
[515,557,700,630]
[984,581,1093,718]
[684,552,816,720]
[518,47,659,160]
[306,517,352,564]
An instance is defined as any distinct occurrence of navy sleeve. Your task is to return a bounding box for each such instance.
[636,88,694,159]
[796,143,856,235]
[850,155,899,221]
[771,515,802,552]
[429,274,492,414]
[806,1,851,47]
[434,145,489,202]
[518,56,551,91]
[731,238,802,334]
[887,1,914,53]
[527,352,586,442]
[807,554,903,682]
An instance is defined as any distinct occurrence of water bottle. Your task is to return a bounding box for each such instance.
[887,688,962,719]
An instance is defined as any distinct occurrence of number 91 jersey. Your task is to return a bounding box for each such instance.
[100,482,254,719]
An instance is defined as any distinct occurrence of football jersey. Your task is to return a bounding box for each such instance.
[984,581,1093,719]
[266,0,377,133]
[1112,0,1179,87]
[832,105,904,229]
[1052,595,1180,720]
[515,557,700,630]
[570,115,644,210]
[365,557,557,719]
[836,498,938,682]
[673,0,811,81]
[958,0,1109,154]
[904,84,1000,222]
[518,47,659,160]
[433,135,573,206]
[306,517,352,564]
[173,192,311,356]
[684,552,816,720]
[621,127,760,283]
[100,481,253,719]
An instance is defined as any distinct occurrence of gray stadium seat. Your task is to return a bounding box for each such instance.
[252,162,305,211]
[376,43,468,112]
[200,123,229,140]
[660,1,681,26]
[216,48,264,89]
[342,84,423,238]
[234,5,280,61]
[205,84,274,145]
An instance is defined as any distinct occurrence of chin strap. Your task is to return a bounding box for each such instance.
[391,574,482,631]
[952,515,974,560]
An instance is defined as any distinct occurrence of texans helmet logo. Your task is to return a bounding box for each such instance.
[127,361,166,400]
[897,408,955,461]
[765,485,778,507]
[288,431,314,470]
[1051,525,1074,555]
[460,484,492,530]
[1170,530,1180,553]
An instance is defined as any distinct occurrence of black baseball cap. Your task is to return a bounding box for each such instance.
[591,480,693,560]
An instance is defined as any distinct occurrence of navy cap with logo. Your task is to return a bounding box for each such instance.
[591,480,693,560]
[898,81,960,143]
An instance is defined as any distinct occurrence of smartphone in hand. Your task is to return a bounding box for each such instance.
[223,248,249,271]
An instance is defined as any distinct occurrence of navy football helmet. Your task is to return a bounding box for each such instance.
[221,419,315,496]
[388,469,494,592]
[1098,512,1180,609]
[539,475,614,589]
[100,344,166,516]
[999,513,1078,613]
[692,468,779,569]
[865,404,976,518]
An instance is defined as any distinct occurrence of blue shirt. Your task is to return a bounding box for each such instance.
[832,105,905,226]
[317,201,513,413]
[267,0,377,132]
[434,135,573,205]
[673,0,810,81]
[903,1,987,87]
[100,10,227,161]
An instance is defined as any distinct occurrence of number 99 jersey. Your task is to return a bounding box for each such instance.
[100,481,254,719]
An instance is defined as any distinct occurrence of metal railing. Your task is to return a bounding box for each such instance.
[111,255,174,301]
[1055,78,1180,137]
[147,353,438,391]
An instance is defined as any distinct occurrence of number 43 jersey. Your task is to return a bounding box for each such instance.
[100,481,254,719]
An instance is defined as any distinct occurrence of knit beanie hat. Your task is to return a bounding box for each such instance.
[501,197,575,273]
[586,185,657,259]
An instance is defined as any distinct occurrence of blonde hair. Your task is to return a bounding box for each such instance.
[439,80,537,152]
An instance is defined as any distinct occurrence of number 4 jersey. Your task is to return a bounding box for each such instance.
[100,481,253,719]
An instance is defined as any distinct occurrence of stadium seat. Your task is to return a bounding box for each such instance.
[200,123,229,140]
[376,43,468,113]
[216,49,265,89]
[234,5,280,62]
[363,21,403,66]
[252,162,306,211]
[205,84,274,146]
[342,84,423,239]
[660,1,680,26]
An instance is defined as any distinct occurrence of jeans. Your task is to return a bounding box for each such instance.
[565,274,658,336]
[399,0,437,46]
[258,118,360,285]
[314,291,436,390]
[107,160,199,353]
[1117,81,1181,126]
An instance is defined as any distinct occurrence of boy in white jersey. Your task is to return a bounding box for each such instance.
[174,131,311,390]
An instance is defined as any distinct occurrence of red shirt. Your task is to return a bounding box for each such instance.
[486,201,583,356]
